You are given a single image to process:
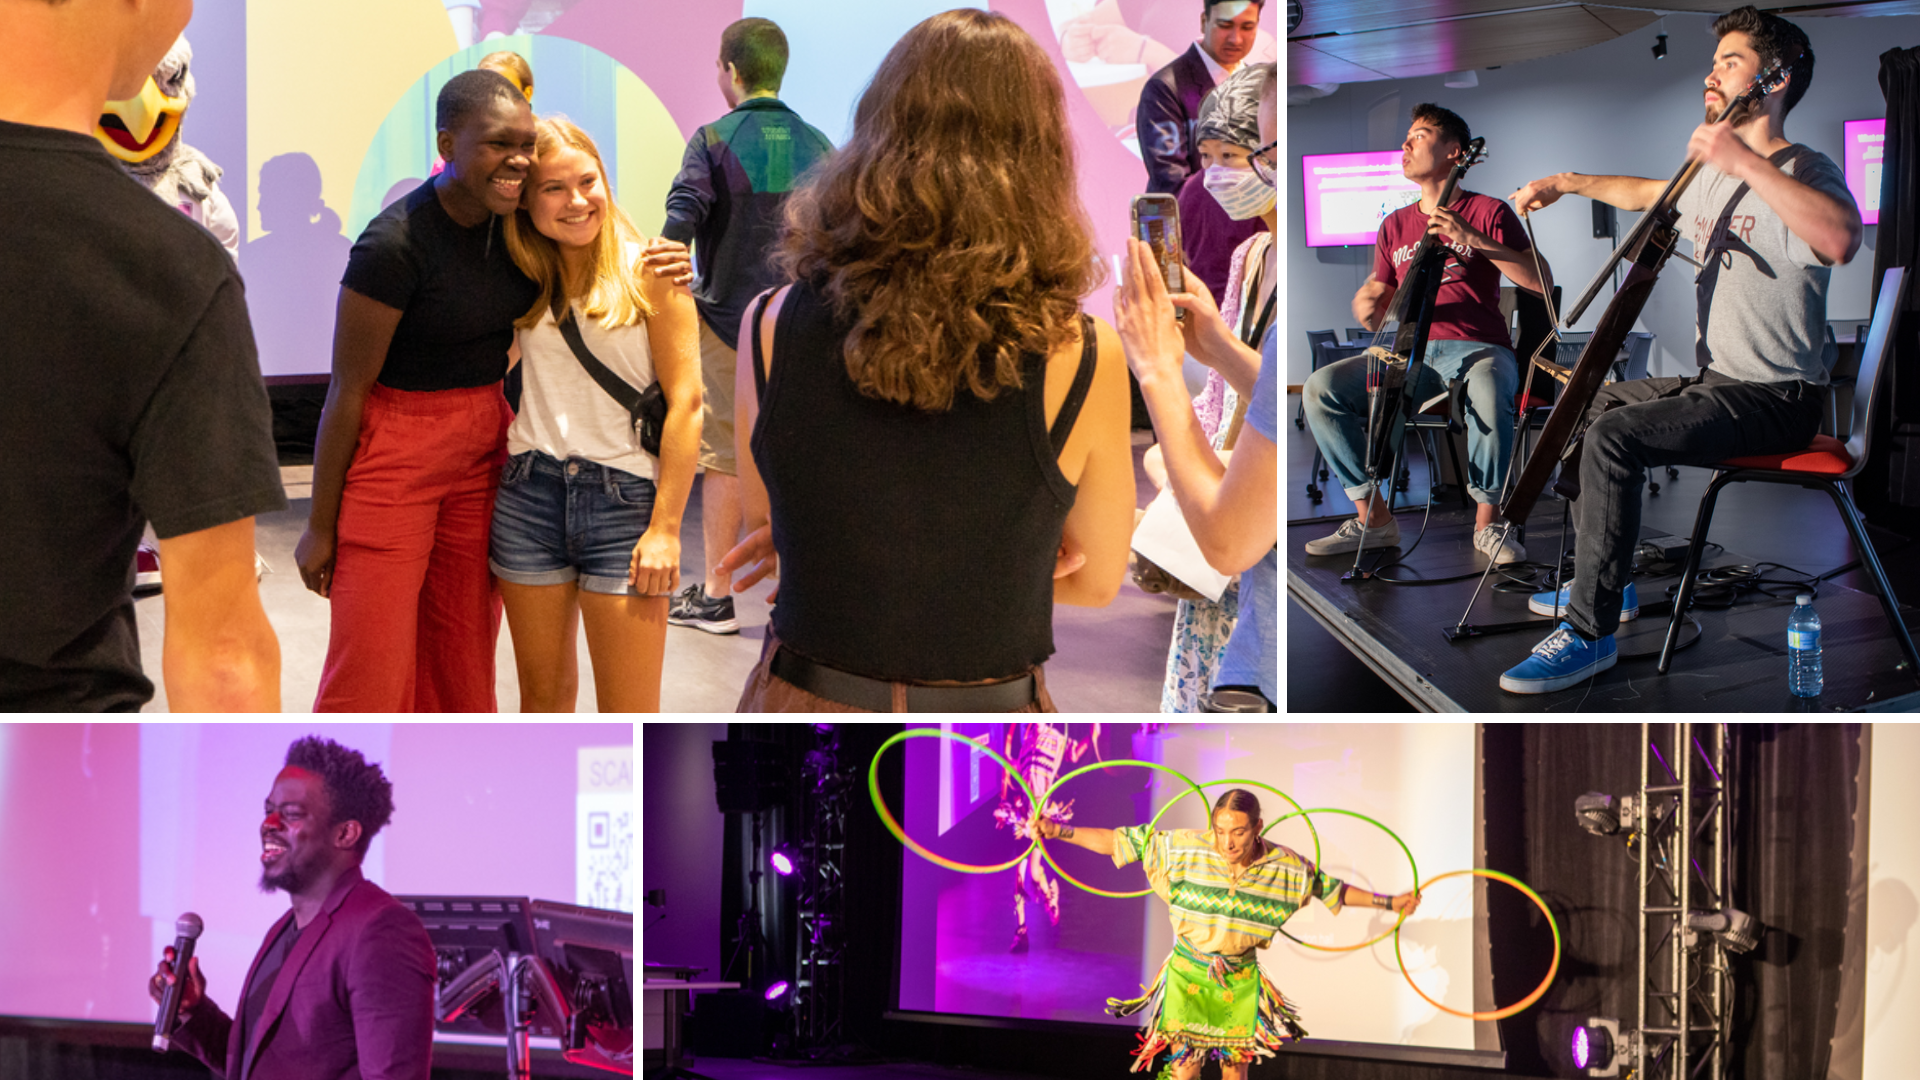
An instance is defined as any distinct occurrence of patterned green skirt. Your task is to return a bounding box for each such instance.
[1105,937,1307,1071]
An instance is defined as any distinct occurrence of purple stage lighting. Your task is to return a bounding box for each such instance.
[1572,1026,1590,1069]
[771,851,794,876]
[765,981,790,1001]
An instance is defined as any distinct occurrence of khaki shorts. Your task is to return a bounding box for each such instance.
[697,319,737,475]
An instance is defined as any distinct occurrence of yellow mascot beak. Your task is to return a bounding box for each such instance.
[94,77,187,163]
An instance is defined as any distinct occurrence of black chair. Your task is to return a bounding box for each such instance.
[1823,323,1866,440]
[1659,266,1917,677]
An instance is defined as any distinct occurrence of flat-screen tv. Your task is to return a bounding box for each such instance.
[1844,118,1885,226]
[1301,150,1421,248]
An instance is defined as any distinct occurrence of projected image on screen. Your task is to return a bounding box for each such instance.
[1302,151,1421,248]
[0,722,630,1028]
[895,723,1482,1052]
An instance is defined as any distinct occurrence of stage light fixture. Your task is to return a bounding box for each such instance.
[1571,1017,1623,1077]
[1575,791,1639,837]
[764,980,790,1002]
[770,844,801,877]
[1652,33,1668,60]
[1688,908,1762,954]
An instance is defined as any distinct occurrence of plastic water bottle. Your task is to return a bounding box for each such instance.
[1788,594,1823,697]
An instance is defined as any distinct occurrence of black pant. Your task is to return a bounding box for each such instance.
[1562,369,1822,639]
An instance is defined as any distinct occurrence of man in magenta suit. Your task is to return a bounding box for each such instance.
[150,736,437,1080]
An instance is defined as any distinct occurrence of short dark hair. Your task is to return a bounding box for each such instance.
[1212,788,1263,823]
[1204,0,1265,15]
[1411,102,1471,155]
[436,68,524,133]
[1712,6,1813,116]
[284,736,395,856]
[720,17,789,95]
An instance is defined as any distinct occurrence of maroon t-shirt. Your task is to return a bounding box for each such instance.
[1371,190,1526,347]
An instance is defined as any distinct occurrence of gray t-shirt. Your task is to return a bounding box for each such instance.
[1675,144,1852,385]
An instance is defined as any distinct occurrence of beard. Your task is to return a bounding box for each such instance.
[259,852,317,895]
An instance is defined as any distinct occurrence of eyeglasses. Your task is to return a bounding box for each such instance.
[1250,140,1277,186]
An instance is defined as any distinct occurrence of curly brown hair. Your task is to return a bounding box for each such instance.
[773,9,1101,412]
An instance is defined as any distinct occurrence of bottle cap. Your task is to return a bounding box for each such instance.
[1796,594,1812,605]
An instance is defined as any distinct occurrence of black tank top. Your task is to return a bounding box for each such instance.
[750,281,1097,683]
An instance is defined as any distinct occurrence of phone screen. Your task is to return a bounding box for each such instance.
[1131,195,1185,305]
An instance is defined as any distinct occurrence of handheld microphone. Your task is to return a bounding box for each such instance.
[153,912,204,1052]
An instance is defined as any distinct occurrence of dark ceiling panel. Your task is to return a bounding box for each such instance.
[1294,6,1659,83]
[1287,41,1394,84]
[1291,0,1551,39]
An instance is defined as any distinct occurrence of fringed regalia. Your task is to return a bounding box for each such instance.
[1105,936,1308,1071]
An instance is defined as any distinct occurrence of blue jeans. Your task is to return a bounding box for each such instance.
[1302,339,1518,506]
[488,450,657,596]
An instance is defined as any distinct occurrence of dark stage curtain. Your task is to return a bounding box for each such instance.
[1482,724,1860,1080]
[1861,46,1920,523]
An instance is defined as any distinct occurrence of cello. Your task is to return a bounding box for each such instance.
[1498,61,1790,529]
[1342,138,1486,579]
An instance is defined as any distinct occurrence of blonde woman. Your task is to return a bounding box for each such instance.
[495,117,701,711]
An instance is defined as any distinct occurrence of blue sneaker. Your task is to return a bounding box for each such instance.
[1500,622,1618,694]
[1528,580,1639,621]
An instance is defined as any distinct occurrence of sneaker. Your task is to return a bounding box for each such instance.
[1304,515,1400,557]
[1528,580,1639,621]
[668,583,739,634]
[135,539,162,590]
[1499,622,1618,694]
[1009,927,1029,954]
[1473,524,1527,566]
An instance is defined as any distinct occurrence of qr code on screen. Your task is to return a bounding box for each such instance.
[582,805,632,910]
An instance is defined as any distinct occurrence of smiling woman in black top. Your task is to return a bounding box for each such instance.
[295,70,541,712]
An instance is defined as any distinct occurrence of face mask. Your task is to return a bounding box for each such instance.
[1203,163,1276,220]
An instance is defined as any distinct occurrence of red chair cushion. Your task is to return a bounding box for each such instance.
[1716,434,1852,475]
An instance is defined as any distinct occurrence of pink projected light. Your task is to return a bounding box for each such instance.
[1844,119,1885,226]
[1302,150,1422,248]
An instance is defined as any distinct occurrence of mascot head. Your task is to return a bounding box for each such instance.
[95,35,193,171]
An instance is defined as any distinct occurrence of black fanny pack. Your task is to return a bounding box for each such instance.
[551,294,667,456]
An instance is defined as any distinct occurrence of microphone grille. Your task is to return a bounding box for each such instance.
[176,912,204,939]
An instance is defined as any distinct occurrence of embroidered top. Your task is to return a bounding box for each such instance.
[1111,826,1347,957]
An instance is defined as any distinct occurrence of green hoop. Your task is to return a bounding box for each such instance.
[867,728,1042,875]
[1031,758,1211,899]
[1264,807,1420,953]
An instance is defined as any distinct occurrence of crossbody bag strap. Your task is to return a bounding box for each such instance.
[552,294,644,421]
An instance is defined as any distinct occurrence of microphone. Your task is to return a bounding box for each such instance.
[153,912,204,1052]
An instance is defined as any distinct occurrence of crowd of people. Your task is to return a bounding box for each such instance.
[3,0,1277,712]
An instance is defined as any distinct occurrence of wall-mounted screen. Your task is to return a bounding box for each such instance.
[1301,150,1421,248]
[1844,118,1885,226]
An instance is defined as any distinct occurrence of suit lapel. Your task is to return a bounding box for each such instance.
[230,909,295,1080]
[241,868,364,1080]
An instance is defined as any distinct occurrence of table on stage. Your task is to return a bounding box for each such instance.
[642,966,739,1080]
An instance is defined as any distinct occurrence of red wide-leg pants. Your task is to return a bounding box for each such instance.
[314,382,509,712]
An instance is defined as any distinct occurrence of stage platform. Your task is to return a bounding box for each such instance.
[1288,501,1920,712]
[654,1058,1054,1080]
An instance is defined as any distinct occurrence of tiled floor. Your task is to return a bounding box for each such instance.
[136,446,1180,712]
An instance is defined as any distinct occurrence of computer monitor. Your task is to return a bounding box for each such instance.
[530,900,633,1073]
[397,894,556,1039]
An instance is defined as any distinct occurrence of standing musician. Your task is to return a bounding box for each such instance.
[1303,104,1552,566]
[1502,6,1859,694]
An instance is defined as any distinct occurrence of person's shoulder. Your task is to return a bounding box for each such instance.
[1785,144,1844,182]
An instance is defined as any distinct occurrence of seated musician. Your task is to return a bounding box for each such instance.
[1302,104,1551,566]
[1501,6,1858,694]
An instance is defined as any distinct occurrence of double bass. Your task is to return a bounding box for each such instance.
[1358,138,1489,490]
[1498,62,1790,528]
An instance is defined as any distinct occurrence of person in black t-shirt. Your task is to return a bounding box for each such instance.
[2,0,286,711]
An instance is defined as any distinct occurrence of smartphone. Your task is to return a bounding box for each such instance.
[1130,194,1185,318]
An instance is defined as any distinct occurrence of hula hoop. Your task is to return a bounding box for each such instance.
[868,729,1044,875]
[1031,759,1210,899]
[1394,868,1560,1021]
[1260,807,1420,953]
[1142,779,1322,900]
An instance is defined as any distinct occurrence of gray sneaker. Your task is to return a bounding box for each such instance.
[1304,516,1401,556]
[1473,525,1528,566]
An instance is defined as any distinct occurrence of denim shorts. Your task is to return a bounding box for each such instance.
[489,450,656,595]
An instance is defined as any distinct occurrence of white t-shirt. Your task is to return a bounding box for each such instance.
[507,255,657,481]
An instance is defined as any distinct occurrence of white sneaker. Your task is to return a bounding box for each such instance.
[1473,525,1527,566]
[1304,516,1400,556]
